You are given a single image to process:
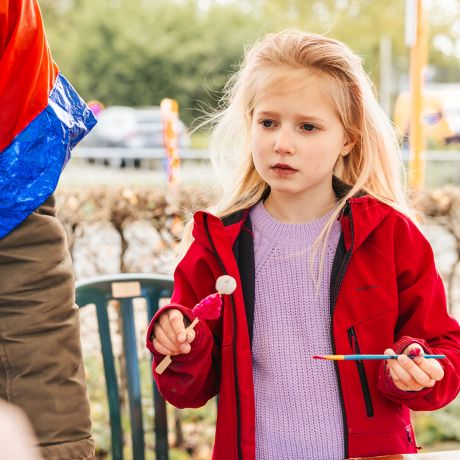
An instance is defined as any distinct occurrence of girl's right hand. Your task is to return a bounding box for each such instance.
[152,309,196,356]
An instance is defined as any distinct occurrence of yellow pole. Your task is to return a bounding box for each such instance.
[408,0,428,190]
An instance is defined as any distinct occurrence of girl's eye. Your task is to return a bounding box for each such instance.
[301,123,316,132]
[260,119,275,128]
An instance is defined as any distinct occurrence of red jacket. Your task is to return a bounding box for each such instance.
[146,194,460,459]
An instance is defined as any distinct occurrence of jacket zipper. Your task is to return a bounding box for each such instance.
[330,203,354,460]
[347,327,374,417]
[405,425,422,450]
[203,215,243,460]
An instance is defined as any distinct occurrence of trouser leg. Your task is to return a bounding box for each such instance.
[0,195,95,459]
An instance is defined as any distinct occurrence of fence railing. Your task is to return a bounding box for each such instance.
[403,151,460,161]
[72,148,460,187]
[74,147,460,161]
[73,147,209,160]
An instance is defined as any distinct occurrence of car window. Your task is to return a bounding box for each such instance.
[98,110,135,127]
[135,110,162,123]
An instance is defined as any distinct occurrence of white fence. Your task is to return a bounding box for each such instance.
[72,148,460,187]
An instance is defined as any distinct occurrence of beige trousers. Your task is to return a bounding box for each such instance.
[0,195,94,459]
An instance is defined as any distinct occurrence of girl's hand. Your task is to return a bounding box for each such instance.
[152,309,196,356]
[384,344,444,392]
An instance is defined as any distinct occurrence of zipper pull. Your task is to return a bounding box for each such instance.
[405,427,422,450]
[348,327,358,353]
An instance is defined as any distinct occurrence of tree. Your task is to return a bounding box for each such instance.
[40,0,460,123]
[41,0,260,124]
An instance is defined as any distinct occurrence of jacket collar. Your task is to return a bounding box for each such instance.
[192,178,392,253]
[192,209,248,252]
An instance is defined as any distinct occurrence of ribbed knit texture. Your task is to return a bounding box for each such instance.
[250,201,344,460]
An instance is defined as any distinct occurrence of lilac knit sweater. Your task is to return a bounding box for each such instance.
[250,201,344,460]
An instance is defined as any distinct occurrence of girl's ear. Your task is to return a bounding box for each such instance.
[341,138,356,157]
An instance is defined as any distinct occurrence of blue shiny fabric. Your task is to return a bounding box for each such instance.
[0,73,96,238]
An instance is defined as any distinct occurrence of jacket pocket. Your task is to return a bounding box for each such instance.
[348,326,374,417]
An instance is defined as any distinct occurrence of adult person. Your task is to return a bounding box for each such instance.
[0,1,96,458]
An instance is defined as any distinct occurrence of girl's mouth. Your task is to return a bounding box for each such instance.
[271,163,298,175]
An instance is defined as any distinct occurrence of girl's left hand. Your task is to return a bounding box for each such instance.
[384,344,444,392]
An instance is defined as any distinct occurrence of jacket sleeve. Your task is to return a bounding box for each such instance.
[378,216,460,410]
[146,250,221,409]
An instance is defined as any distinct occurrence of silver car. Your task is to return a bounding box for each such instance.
[83,106,191,148]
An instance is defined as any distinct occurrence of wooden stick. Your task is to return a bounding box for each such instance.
[185,317,199,333]
[155,317,200,375]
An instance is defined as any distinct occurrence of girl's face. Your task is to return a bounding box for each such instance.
[251,73,352,203]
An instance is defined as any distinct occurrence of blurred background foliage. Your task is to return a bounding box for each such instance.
[41,0,460,125]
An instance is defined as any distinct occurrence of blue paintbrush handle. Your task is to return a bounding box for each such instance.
[313,354,446,361]
[344,354,446,360]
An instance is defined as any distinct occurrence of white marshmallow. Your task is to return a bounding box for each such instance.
[215,275,237,295]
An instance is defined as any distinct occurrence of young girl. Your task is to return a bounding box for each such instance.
[146,31,460,459]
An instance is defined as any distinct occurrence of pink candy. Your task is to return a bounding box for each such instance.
[192,292,222,320]
[408,348,422,357]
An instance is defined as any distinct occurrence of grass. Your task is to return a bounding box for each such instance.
[84,355,216,459]
[413,395,460,448]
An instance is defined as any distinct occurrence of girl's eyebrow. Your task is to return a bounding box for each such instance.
[253,110,279,118]
[255,110,326,124]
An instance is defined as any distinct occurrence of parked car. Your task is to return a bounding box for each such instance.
[82,106,191,149]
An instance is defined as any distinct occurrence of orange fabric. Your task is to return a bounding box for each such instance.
[0,0,58,152]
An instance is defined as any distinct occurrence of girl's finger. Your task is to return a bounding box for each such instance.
[152,338,176,356]
[387,362,425,391]
[402,343,444,382]
[153,337,190,356]
[154,324,181,353]
[186,327,196,344]
[384,350,423,391]
[404,343,424,357]
[413,356,445,382]
[158,311,182,343]
[396,354,436,388]
[168,309,187,343]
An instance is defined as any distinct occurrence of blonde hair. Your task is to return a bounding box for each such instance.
[178,30,412,264]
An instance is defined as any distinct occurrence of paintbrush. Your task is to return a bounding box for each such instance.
[313,354,446,361]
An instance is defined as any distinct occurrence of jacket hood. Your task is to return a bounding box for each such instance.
[340,196,393,251]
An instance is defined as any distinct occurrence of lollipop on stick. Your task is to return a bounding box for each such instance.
[155,275,237,374]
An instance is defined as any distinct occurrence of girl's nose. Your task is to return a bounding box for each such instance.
[274,129,294,155]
